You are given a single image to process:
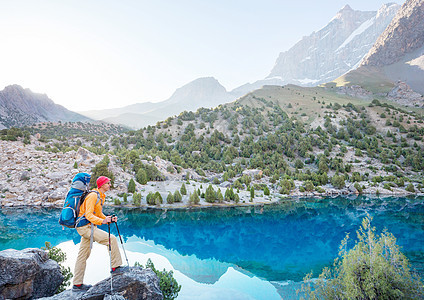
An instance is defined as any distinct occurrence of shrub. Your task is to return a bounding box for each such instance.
[180,183,187,195]
[264,186,270,196]
[42,242,72,293]
[135,259,181,300]
[166,192,174,204]
[301,214,424,299]
[331,175,345,189]
[406,183,415,193]
[154,192,163,205]
[189,191,200,205]
[128,179,136,193]
[205,185,216,203]
[173,190,182,203]
[133,192,142,206]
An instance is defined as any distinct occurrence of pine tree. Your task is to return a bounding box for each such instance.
[128,179,136,193]
[173,190,182,202]
[180,183,187,195]
[166,192,174,204]
[217,188,224,203]
[205,184,216,203]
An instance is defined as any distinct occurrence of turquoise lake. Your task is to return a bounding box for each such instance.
[1,196,423,299]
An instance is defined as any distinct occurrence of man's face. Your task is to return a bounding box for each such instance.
[101,181,111,192]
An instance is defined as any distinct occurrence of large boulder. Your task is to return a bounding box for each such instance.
[0,248,63,299]
[40,267,163,300]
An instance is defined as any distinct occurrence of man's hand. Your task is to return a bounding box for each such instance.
[102,215,118,224]
[102,216,112,224]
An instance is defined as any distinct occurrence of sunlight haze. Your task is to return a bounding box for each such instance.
[0,0,404,111]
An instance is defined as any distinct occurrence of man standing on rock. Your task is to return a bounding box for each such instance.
[73,176,127,291]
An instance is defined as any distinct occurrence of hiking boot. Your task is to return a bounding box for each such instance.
[72,284,92,291]
[111,266,130,275]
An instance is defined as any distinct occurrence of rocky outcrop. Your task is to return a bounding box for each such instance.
[387,81,424,107]
[0,85,89,129]
[336,85,373,99]
[0,248,63,299]
[361,0,424,67]
[39,267,162,300]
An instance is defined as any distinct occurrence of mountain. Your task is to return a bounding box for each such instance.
[0,85,90,129]
[233,3,399,95]
[361,0,424,94]
[328,0,424,106]
[80,3,402,129]
[81,77,235,129]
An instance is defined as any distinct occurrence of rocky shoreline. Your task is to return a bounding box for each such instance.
[0,139,421,210]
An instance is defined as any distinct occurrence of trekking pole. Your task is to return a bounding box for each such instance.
[108,222,114,294]
[112,215,129,267]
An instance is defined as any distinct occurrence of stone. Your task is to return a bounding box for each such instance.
[40,267,162,300]
[0,248,63,299]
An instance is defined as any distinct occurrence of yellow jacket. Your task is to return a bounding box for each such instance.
[78,188,106,226]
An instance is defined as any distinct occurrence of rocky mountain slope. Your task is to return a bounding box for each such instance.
[0,85,90,129]
[361,0,424,67]
[234,3,399,95]
[329,0,424,105]
[81,77,235,129]
[362,0,424,95]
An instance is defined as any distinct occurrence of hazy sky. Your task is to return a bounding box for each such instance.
[0,0,404,111]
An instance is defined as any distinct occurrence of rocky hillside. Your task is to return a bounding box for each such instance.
[0,85,90,129]
[1,85,424,208]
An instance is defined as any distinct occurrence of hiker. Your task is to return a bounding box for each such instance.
[72,176,127,291]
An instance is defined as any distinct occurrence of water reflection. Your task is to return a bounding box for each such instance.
[0,196,423,288]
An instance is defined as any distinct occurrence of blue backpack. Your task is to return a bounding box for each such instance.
[59,172,92,228]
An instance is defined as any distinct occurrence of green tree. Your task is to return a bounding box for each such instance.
[133,192,142,206]
[128,178,136,193]
[331,175,345,189]
[302,214,424,299]
[189,191,200,205]
[173,190,182,203]
[136,169,148,185]
[205,184,216,203]
[295,159,304,169]
[180,183,187,195]
[217,188,224,203]
[154,192,163,205]
[166,192,174,204]
[250,186,255,199]
[304,180,315,192]
[264,186,270,196]
[90,155,115,189]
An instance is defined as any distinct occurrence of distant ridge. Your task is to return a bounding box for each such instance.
[80,77,234,129]
[0,85,90,129]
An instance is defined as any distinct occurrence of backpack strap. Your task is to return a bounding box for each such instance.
[75,191,102,228]
[90,191,101,249]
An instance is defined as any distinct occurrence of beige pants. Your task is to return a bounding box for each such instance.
[73,224,123,285]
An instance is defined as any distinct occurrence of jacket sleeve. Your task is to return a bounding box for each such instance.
[83,193,104,226]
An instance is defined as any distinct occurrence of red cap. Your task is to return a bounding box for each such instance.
[96,176,111,188]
